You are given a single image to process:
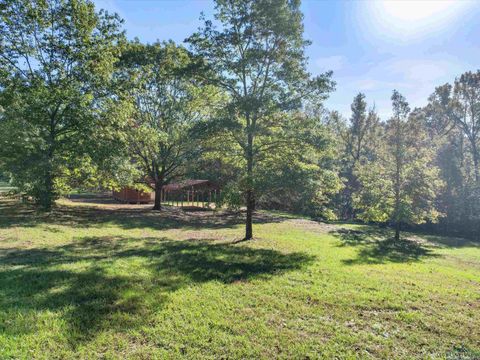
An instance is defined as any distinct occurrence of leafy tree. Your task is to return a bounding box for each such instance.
[354,91,443,241]
[426,72,480,185]
[187,0,334,239]
[335,93,380,218]
[424,74,480,238]
[0,0,124,209]
[250,109,342,219]
[454,71,480,185]
[187,107,342,218]
[117,41,221,210]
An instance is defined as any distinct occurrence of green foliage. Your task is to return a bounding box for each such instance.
[0,0,124,209]
[253,111,343,219]
[333,94,381,219]
[216,183,243,211]
[0,0,476,240]
[187,0,334,238]
[114,40,222,208]
[354,91,443,238]
[421,71,480,238]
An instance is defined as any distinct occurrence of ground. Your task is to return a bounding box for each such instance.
[0,195,479,359]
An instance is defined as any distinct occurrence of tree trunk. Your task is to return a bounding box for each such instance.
[40,169,54,211]
[472,141,479,185]
[153,180,163,211]
[393,117,402,242]
[39,139,55,211]
[394,222,401,241]
[245,131,254,240]
[245,189,254,239]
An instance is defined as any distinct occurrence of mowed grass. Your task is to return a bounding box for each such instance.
[0,195,479,359]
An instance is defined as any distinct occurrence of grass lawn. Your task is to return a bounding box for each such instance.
[0,195,479,359]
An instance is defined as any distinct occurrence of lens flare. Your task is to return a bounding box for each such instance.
[358,0,474,42]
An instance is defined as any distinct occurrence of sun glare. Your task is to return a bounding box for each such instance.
[380,1,457,22]
[362,0,473,41]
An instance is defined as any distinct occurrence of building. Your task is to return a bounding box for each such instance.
[112,186,154,204]
[113,180,220,206]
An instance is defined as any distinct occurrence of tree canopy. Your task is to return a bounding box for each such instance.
[353,91,443,240]
[0,0,478,241]
[0,0,124,209]
[187,0,334,239]
[114,40,222,209]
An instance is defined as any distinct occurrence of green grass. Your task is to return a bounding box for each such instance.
[0,195,479,359]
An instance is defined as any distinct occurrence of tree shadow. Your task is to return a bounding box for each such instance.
[330,227,440,265]
[421,234,479,248]
[0,196,296,231]
[0,265,151,343]
[0,235,314,347]
[67,193,120,204]
[330,227,388,247]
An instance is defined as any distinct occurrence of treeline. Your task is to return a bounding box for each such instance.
[330,82,480,240]
[0,0,478,240]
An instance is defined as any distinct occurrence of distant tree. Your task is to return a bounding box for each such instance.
[117,41,220,210]
[427,72,480,185]
[252,110,342,219]
[354,91,443,241]
[187,0,334,239]
[0,0,124,210]
[454,71,480,185]
[424,73,480,238]
[335,93,380,218]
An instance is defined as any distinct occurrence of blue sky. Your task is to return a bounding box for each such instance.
[94,0,480,120]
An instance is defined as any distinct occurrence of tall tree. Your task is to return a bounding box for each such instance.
[427,73,480,185]
[187,0,334,239]
[354,91,442,241]
[424,74,480,238]
[453,72,480,185]
[117,41,220,210]
[0,0,124,209]
[336,93,380,218]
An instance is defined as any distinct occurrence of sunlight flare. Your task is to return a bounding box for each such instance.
[361,0,473,40]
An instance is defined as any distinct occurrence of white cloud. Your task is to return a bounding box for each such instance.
[315,55,347,72]
[385,59,453,83]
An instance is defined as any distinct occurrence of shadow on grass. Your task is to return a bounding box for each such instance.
[0,235,314,346]
[330,228,440,265]
[0,195,296,231]
[330,227,387,247]
[421,233,479,248]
